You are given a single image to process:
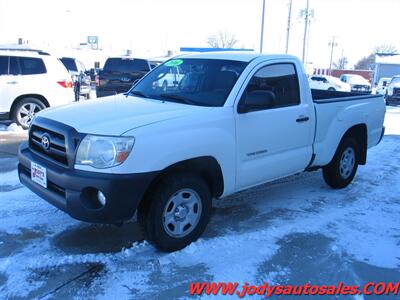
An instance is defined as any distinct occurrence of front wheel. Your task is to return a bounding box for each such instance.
[322,137,359,189]
[13,97,46,129]
[138,172,212,252]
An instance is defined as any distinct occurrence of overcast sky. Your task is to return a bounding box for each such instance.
[0,0,399,68]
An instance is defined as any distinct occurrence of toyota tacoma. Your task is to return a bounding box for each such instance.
[18,52,385,252]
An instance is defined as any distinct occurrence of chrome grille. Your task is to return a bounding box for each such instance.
[29,125,68,165]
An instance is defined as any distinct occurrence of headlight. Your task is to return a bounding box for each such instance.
[75,135,134,169]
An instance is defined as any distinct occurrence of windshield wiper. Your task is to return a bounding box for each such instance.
[159,93,196,105]
[127,90,149,98]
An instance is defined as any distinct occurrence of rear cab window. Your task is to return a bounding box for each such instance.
[103,58,150,73]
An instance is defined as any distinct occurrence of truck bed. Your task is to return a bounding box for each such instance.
[311,89,385,168]
[311,89,381,103]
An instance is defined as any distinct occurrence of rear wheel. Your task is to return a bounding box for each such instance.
[323,137,359,189]
[328,87,336,91]
[138,172,212,252]
[13,97,46,129]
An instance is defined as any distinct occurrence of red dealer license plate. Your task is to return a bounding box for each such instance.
[31,162,47,188]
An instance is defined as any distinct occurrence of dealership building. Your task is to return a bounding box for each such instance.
[373,54,400,84]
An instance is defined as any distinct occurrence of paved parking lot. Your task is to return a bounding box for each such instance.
[0,108,400,299]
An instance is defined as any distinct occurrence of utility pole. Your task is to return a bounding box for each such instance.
[260,0,266,53]
[329,36,338,74]
[301,0,309,62]
[285,0,293,54]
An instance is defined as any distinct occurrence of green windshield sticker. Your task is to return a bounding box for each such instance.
[164,59,183,67]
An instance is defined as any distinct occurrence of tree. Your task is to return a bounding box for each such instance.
[373,44,397,55]
[207,31,238,48]
[354,44,397,70]
[354,54,375,70]
[333,55,348,70]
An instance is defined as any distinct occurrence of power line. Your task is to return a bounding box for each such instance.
[300,0,314,62]
[329,36,338,74]
[260,0,266,53]
[285,0,293,54]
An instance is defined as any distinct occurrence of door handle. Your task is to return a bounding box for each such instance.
[7,81,18,84]
[296,115,309,123]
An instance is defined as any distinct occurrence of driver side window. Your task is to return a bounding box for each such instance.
[241,63,300,111]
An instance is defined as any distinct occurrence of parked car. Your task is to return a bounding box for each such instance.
[385,75,400,105]
[309,75,351,92]
[87,68,99,82]
[0,49,74,128]
[18,52,385,252]
[339,74,371,93]
[155,65,185,91]
[59,57,92,99]
[97,57,151,97]
[375,77,391,95]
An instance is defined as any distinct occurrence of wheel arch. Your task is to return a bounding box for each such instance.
[340,123,368,165]
[143,156,224,200]
[10,94,50,117]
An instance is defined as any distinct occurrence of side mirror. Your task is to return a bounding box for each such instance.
[238,90,276,113]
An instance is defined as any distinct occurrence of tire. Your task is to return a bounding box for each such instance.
[328,87,336,91]
[138,172,212,252]
[12,97,46,129]
[322,136,359,189]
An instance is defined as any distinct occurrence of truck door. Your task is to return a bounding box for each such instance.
[235,62,314,190]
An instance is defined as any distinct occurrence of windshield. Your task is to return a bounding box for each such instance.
[129,58,248,107]
[104,58,150,73]
[390,77,400,84]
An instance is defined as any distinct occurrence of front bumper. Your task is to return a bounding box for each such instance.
[18,142,158,223]
[387,95,400,102]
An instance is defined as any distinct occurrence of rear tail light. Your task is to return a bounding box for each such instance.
[95,75,100,87]
[57,81,73,88]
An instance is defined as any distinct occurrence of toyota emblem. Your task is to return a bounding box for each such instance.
[41,135,50,151]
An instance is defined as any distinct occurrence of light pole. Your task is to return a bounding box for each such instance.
[285,0,293,54]
[329,36,338,74]
[260,0,266,53]
[302,0,309,62]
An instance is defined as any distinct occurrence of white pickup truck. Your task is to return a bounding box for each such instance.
[18,52,385,252]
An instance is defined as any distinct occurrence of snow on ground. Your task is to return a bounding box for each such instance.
[0,107,399,299]
[0,123,27,136]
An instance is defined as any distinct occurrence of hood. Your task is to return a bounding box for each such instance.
[390,82,400,88]
[38,94,212,135]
